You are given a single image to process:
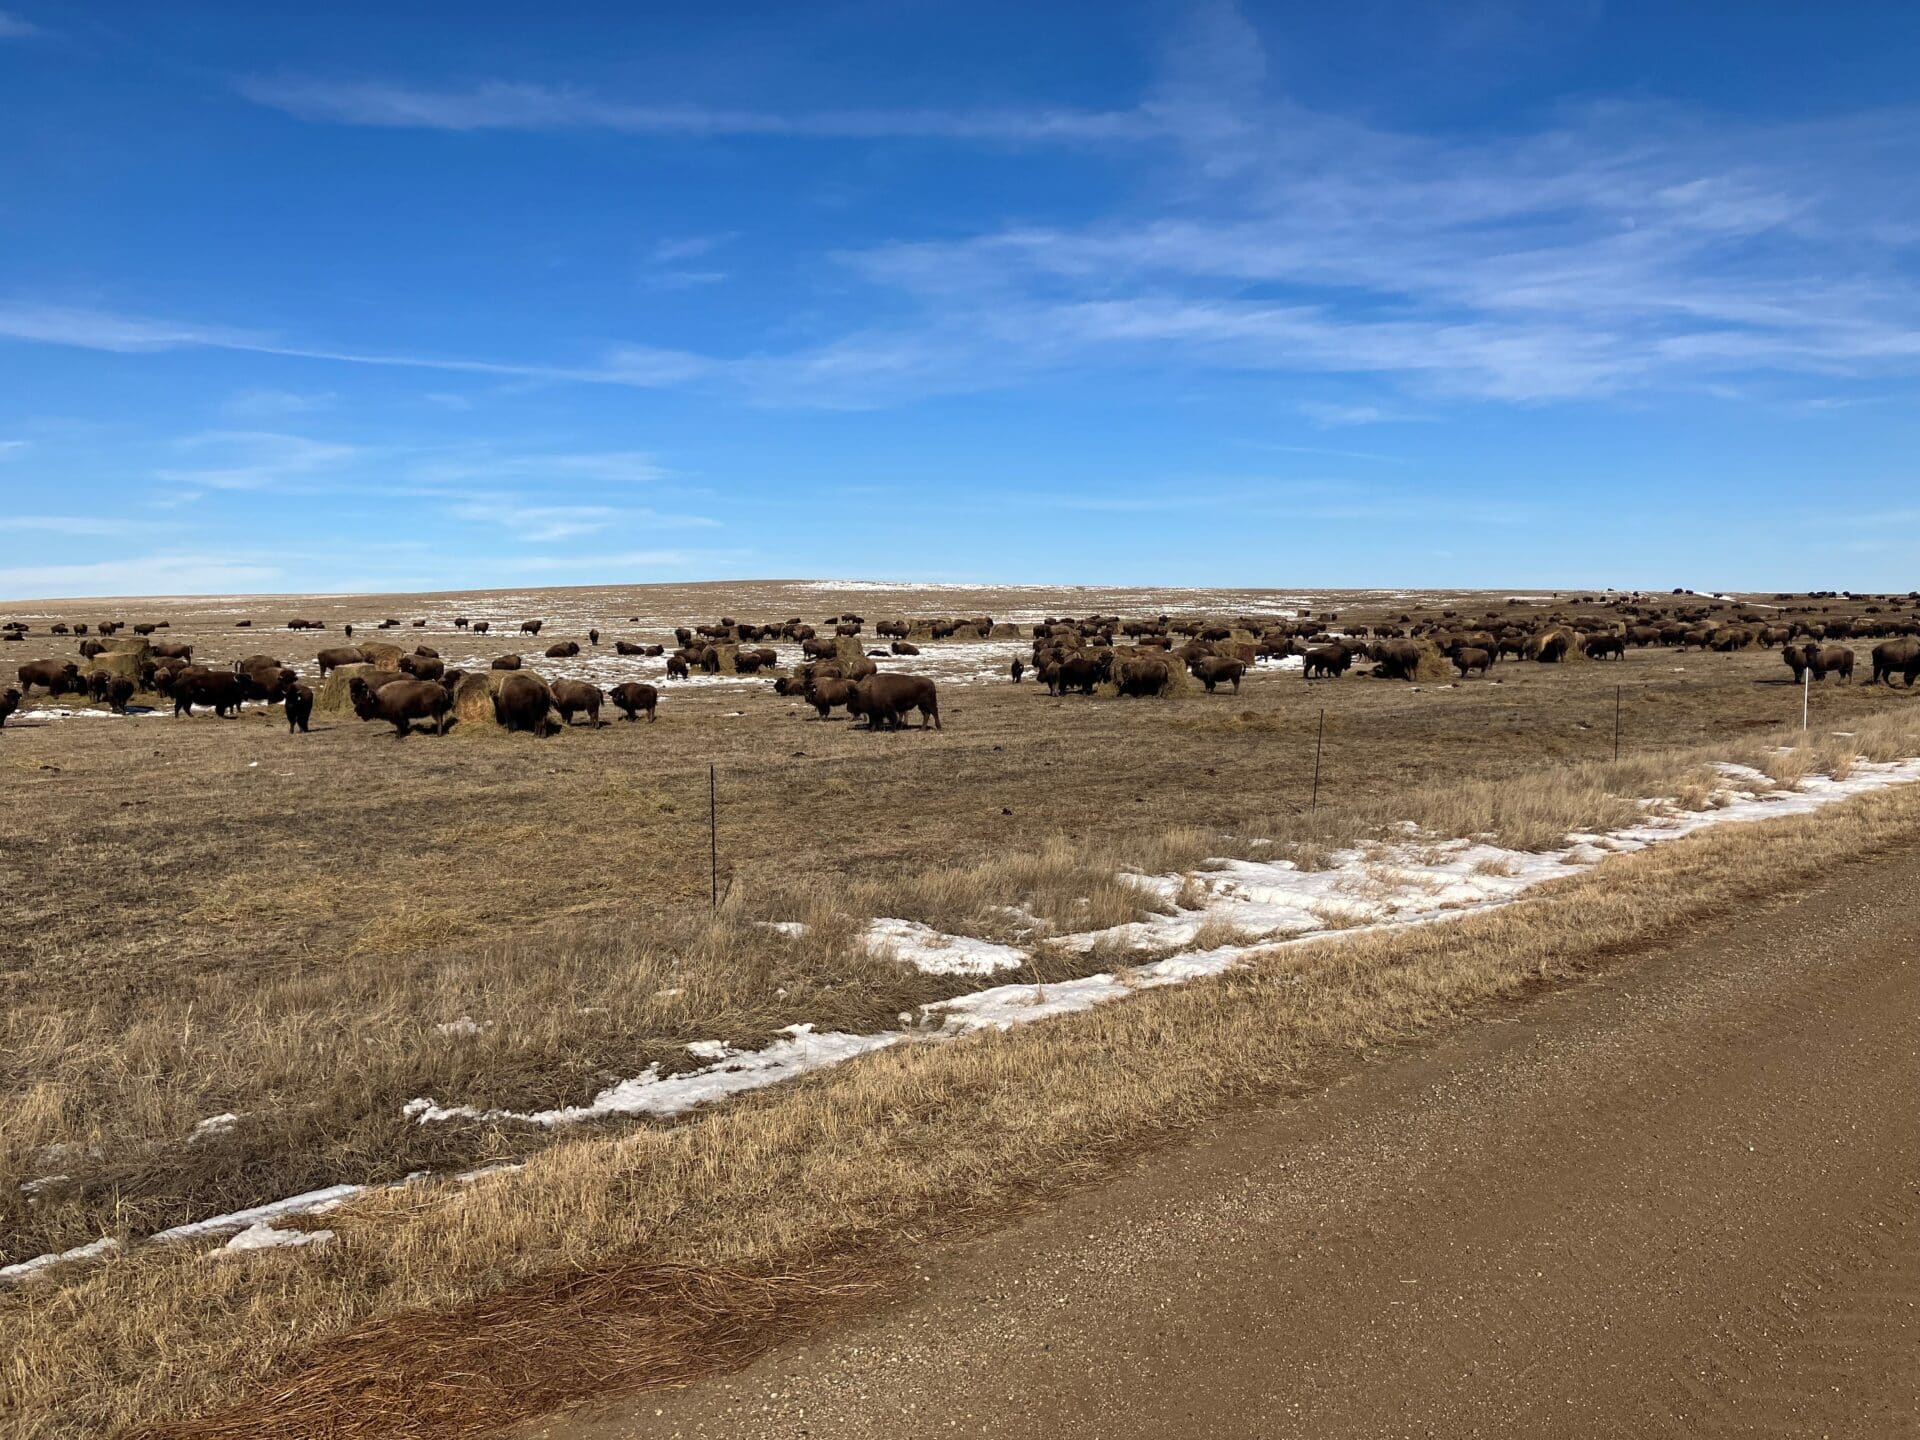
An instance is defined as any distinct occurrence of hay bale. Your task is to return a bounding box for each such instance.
[1409,640,1454,682]
[105,638,153,664]
[947,624,986,643]
[830,635,865,664]
[316,663,383,713]
[988,623,1022,639]
[87,649,147,683]
[358,641,405,672]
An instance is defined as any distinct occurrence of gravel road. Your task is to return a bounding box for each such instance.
[530,841,1920,1439]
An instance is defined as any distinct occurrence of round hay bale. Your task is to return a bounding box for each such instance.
[447,668,551,730]
[1409,640,1454,682]
[358,641,406,672]
[106,637,153,663]
[87,648,147,684]
[947,624,986,643]
[316,663,384,713]
[988,623,1022,639]
[830,635,865,665]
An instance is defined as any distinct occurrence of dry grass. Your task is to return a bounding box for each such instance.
[7,755,1919,1440]
[4,582,1918,1436]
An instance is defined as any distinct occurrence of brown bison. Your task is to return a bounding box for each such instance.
[1009,656,1026,683]
[285,683,313,733]
[666,653,690,679]
[798,676,857,719]
[1192,656,1246,693]
[491,654,523,671]
[350,677,452,736]
[18,659,81,695]
[1452,646,1493,677]
[1805,643,1855,681]
[519,619,544,635]
[609,681,658,722]
[1115,655,1173,696]
[492,672,555,735]
[0,686,18,726]
[615,640,646,655]
[545,640,580,659]
[1871,637,1920,687]
[168,666,249,717]
[1583,634,1625,660]
[316,647,368,676]
[850,673,941,730]
[472,620,491,634]
[398,652,445,682]
[550,679,604,727]
[1303,645,1352,679]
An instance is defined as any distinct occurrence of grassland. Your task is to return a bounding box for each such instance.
[3,581,1917,1438]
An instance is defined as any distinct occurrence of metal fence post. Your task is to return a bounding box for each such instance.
[709,763,719,910]
[1310,708,1325,814]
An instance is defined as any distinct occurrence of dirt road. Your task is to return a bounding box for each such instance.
[532,843,1920,1440]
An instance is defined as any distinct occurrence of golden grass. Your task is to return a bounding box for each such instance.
[8,755,1919,1440]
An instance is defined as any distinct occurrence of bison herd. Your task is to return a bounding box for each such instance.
[7,590,1920,745]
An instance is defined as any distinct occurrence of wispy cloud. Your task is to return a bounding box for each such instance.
[0,10,42,39]
[157,430,364,493]
[0,439,27,460]
[0,514,179,538]
[1297,401,1425,428]
[238,77,1166,144]
[223,387,336,419]
[0,552,282,601]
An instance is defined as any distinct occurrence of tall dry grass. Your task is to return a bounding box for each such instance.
[6,741,1920,1439]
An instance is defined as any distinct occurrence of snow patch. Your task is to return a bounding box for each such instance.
[865,917,1027,975]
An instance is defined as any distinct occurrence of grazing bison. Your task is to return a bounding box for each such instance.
[1806,643,1855,681]
[100,675,135,713]
[545,641,579,659]
[1192,656,1246,693]
[799,676,857,719]
[1303,645,1352,680]
[666,654,690,679]
[168,666,248,717]
[1115,655,1172,697]
[609,681,658,722]
[453,617,470,629]
[520,620,544,635]
[850,673,941,730]
[491,654,523,671]
[349,677,452,736]
[1583,634,1626,660]
[18,659,82,695]
[472,620,491,634]
[0,686,18,726]
[316,647,368,676]
[398,652,445,682]
[1452,646,1493,677]
[1870,637,1920,687]
[285,683,313,733]
[149,640,193,662]
[615,640,646,655]
[550,679,604,727]
[890,640,920,656]
[492,673,555,735]
[1528,630,1574,663]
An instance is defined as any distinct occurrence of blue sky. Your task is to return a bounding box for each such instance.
[2,1,1918,597]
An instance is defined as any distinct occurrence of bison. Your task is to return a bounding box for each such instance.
[0,686,18,726]
[519,619,544,635]
[550,679,604,727]
[168,666,249,717]
[1192,656,1246,693]
[1452,646,1494,677]
[609,681,658,722]
[491,654,523,671]
[492,672,555,735]
[316,647,368,676]
[1303,645,1352,680]
[17,659,81,695]
[285,683,313,733]
[850,673,941,730]
[545,641,580,659]
[1870,637,1920,687]
[350,677,452,736]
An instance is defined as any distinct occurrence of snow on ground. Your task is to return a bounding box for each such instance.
[398,754,1920,1133]
[16,753,1920,1286]
[865,917,1027,975]
[216,1221,334,1255]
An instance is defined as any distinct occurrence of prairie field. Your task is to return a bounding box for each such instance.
[4,579,1919,1439]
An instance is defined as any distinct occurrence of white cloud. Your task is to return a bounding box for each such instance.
[223,387,336,419]
[157,430,363,492]
[0,439,27,459]
[0,553,281,601]
[1297,402,1424,428]
[0,515,179,538]
[238,77,1164,144]
[0,11,42,39]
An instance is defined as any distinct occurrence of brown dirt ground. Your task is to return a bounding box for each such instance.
[531,824,1920,1440]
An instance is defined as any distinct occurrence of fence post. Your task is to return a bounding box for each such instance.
[1310,708,1325,814]
[709,763,719,910]
[1614,685,1621,762]
[1802,667,1810,732]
